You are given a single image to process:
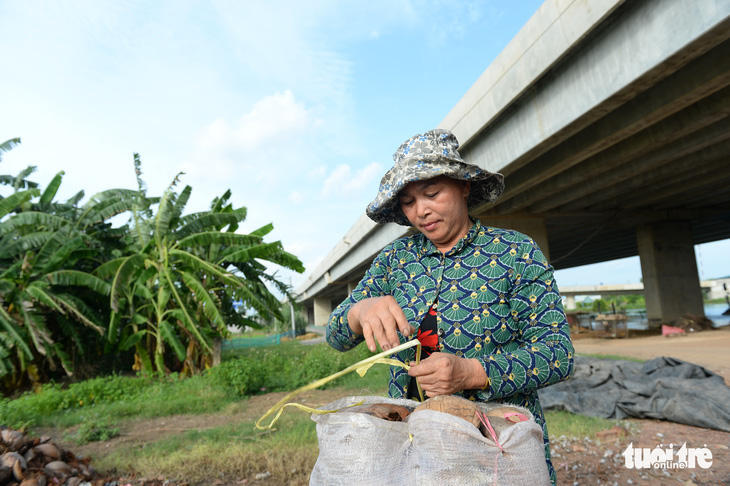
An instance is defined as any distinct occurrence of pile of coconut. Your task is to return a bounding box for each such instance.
[0,427,99,486]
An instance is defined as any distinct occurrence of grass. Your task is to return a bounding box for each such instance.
[3,340,640,484]
[1,373,237,429]
[327,359,389,394]
[94,414,319,484]
[65,414,120,444]
[576,353,645,363]
[221,336,301,360]
[544,410,623,440]
[49,378,232,428]
[82,356,386,485]
[1,341,378,430]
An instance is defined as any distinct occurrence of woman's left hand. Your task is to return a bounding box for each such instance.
[407,352,487,396]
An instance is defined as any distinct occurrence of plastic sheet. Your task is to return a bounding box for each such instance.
[539,356,730,432]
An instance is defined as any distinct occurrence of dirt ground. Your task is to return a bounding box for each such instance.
[556,326,730,485]
[40,389,347,461]
[552,419,730,486]
[36,328,730,486]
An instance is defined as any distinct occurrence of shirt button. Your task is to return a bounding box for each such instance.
[437,329,444,337]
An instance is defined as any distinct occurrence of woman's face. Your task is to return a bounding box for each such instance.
[399,176,471,253]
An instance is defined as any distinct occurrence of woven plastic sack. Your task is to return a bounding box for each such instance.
[310,396,550,486]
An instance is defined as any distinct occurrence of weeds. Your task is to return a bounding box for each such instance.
[544,410,620,439]
[0,342,377,429]
[66,413,120,444]
[576,353,645,362]
[93,414,319,485]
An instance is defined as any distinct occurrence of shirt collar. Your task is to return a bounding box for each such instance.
[418,219,481,257]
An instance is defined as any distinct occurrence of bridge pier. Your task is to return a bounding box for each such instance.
[347,281,358,295]
[564,294,576,311]
[313,296,333,327]
[637,221,705,327]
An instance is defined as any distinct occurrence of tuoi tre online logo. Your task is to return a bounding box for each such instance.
[622,442,713,469]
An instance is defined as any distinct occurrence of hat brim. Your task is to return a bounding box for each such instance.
[366,155,505,226]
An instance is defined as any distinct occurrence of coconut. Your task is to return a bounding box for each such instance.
[23,447,37,464]
[485,406,529,423]
[19,472,47,486]
[1,452,27,480]
[478,415,516,441]
[12,457,24,480]
[343,403,411,421]
[1,430,25,451]
[0,465,12,484]
[414,396,481,429]
[43,460,73,479]
[33,444,61,462]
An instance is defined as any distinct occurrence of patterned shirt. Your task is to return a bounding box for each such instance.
[326,219,574,484]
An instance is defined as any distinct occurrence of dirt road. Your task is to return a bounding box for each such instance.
[573,326,730,383]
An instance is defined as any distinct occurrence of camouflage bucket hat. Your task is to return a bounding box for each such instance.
[366,129,505,226]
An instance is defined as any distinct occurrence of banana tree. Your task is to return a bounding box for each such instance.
[0,180,112,388]
[100,163,304,375]
[0,138,39,191]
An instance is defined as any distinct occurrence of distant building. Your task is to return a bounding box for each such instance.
[705,278,730,300]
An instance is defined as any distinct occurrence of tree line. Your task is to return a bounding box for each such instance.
[0,138,304,394]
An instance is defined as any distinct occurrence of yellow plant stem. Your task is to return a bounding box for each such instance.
[255,339,423,430]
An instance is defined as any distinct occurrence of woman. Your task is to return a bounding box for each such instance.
[326,129,574,484]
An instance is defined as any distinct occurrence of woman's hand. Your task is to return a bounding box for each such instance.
[407,353,487,396]
[347,296,415,352]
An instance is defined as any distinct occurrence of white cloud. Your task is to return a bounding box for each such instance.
[177,90,326,194]
[308,165,328,178]
[197,91,315,152]
[321,162,383,198]
[289,190,306,204]
[1,0,591,294]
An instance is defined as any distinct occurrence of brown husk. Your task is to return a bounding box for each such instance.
[342,403,412,421]
[414,395,481,429]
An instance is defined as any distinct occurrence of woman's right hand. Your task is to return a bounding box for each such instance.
[347,296,415,353]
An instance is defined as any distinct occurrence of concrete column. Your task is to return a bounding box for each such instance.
[313,297,333,327]
[482,214,550,261]
[347,281,358,295]
[212,338,221,367]
[565,295,576,310]
[636,221,704,327]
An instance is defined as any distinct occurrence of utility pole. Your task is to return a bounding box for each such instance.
[290,277,296,338]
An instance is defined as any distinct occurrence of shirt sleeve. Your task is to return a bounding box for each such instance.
[474,236,574,401]
[326,244,394,352]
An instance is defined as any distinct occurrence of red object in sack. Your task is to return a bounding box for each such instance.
[662,324,686,337]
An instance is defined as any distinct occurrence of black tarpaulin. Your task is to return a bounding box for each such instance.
[538,356,730,432]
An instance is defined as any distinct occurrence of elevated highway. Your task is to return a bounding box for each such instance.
[297,0,730,328]
[559,281,715,310]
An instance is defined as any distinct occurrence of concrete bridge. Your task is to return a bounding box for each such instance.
[296,0,730,329]
[559,281,716,310]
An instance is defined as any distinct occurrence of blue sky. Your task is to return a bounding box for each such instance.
[2,0,728,290]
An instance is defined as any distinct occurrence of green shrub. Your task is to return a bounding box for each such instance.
[0,375,152,428]
[207,343,375,396]
[67,413,120,444]
[207,348,289,396]
[289,345,348,388]
[0,342,381,429]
